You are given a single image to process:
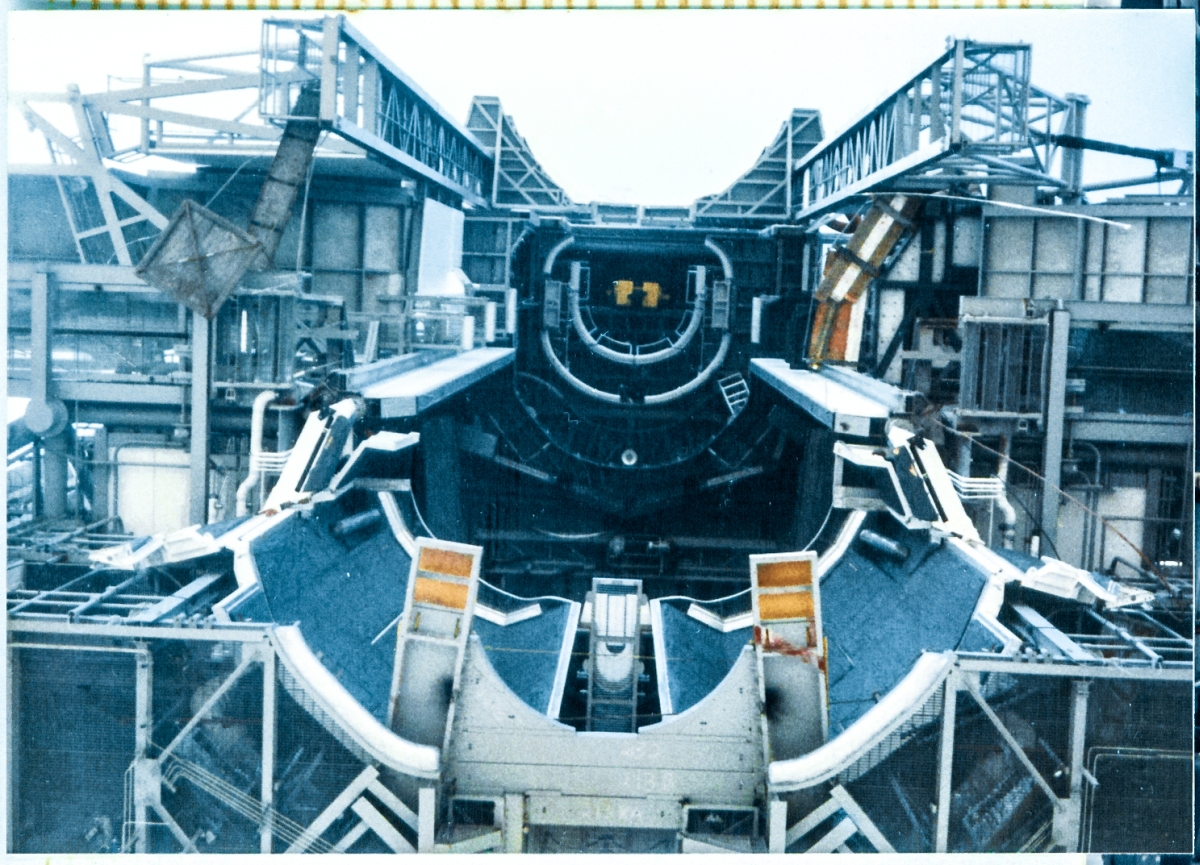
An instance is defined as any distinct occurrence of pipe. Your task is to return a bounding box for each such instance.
[542,235,575,275]
[332,509,383,538]
[236,390,278,517]
[704,236,734,282]
[540,330,731,407]
[857,529,910,562]
[1077,440,1102,487]
[994,435,1017,550]
[42,432,71,520]
[569,265,707,366]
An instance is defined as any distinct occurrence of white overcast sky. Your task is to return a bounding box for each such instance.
[6,10,1195,205]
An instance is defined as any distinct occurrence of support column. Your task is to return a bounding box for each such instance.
[133,645,154,853]
[189,310,211,527]
[1041,308,1070,551]
[417,787,435,852]
[934,672,958,853]
[956,434,973,477]
[768,798,788,853]
[260,645,276,854]
[90,425,110,524]
[30,270,51,407]
[949,39,966,145]
[28,269,69,518]
[42,433,70,520]
[421,414,463,541]
[276,407,299,454]
[7,647,20,853]
[1060,95,1090,203]
[502,793,524,854]
[1053,679,1090,851]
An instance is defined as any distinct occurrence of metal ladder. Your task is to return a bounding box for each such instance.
[718,373,750,416]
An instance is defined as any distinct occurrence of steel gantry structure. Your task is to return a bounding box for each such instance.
[7,17,1195,857]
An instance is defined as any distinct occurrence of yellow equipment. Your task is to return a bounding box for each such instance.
[613,280,662,308]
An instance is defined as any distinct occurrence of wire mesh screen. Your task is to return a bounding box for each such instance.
[274,656,376,768]
[1080,678,1191,854]
[12,648,136,853]
[832,672,1190,854]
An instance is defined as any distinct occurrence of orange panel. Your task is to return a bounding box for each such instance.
[825,302,854,361]
[756,559,813,588]
[808,302,837,362]
[413,576,469,610]
[418,547,474,578]
[758,590,814,622]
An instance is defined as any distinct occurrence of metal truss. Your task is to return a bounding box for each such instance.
[12,14,489,272]
[12,45,326,266]
[693,109,823,221]
[12,87,168,266]
[466,96,573,211]
[261,16,489,205]
[792,40,1084,220]
[7,565,230,626]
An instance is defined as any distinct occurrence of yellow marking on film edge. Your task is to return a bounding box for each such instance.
[32,0,1091,8]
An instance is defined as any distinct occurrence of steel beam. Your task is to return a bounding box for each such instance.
[964,675,1060,808]
[189,310,211,526]
[503,793,525,854]
[153,802,199,853]
[262,17,488,205]
[285,765,379,854]
[934,672,957,852]
[1011,604,1096,662]
[134,645,153,853]
[6,646,19,853]
[768,799,788,853]
[1069,415,1192,446]
[260,647,276,854]
[1040,308,1069,550]
[29,270,51,407]
[829,785,896,853]
[467,96,571,210]
[750,358,888,436]
[1052,679,1090,851]
[8,618,272,642]
[157,652,256,763]
[418,787,435,852]
[332,821,369,853]
[359,348,514,418]
[694,109,822,220]
[955,655,1191,680]
[350,797,414,853]
[808,817,856,853]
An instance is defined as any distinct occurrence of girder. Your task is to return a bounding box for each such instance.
[261,17,491,205]
[693,109,823,221]
[467,96,574,211]
[791,40,1081,220]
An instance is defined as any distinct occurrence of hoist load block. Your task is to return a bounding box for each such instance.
[135,199,262,319]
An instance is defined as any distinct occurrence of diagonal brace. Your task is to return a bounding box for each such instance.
[156,652,257,763]
[964,677,1062,809]
[153,801,200,853]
